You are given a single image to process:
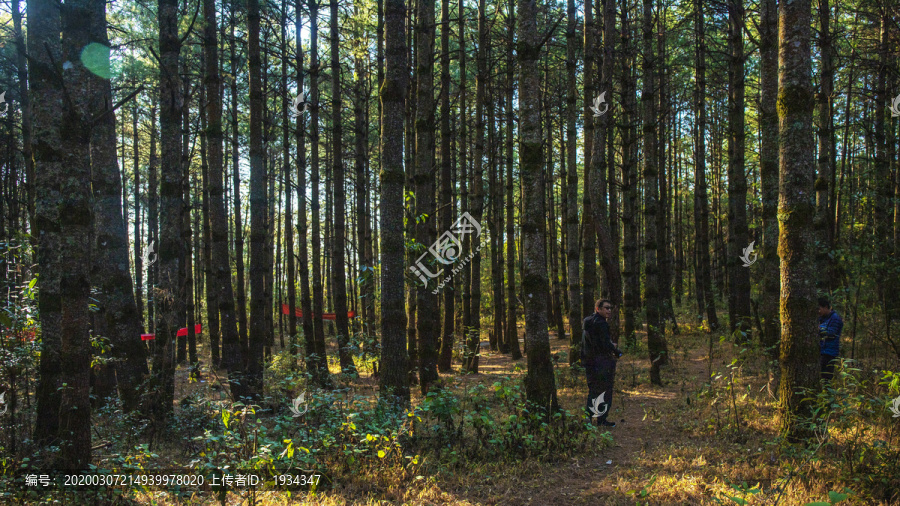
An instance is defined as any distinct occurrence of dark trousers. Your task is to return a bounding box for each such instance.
[820,354,837,380]
[584,355,617,422]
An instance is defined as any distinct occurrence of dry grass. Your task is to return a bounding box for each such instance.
[81,320,900,505]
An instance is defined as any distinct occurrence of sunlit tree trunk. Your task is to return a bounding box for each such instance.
[777,0,818,441]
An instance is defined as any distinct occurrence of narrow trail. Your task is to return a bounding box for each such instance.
[438,325,715,505]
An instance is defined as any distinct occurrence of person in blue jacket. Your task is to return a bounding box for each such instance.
[818,296,843,380]
[582,299,622,427]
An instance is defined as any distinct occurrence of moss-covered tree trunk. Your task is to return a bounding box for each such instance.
[777,0,818,441]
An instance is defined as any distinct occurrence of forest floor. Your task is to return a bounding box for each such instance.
[290,321,817,506]
[114,318,895,506]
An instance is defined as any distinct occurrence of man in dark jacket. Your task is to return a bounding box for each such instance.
[582,299,622,427]
[818,296,843,380]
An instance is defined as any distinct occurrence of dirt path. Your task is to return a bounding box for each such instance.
[435,326,714,505]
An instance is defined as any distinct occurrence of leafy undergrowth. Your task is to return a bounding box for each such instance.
[5,314,900,505]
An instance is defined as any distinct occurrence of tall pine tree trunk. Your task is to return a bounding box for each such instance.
[621,3,639,345]
[565,0,580,361]
[152,0,184,419]
[506,0,521,360]
[759,0,779,355]
[815,0,835,290]
[309,0,331,384]
[30,0,64,448]
[282,0,297,364]
[464,0,487,372]
[89,0,148,411]
[694,0,718,330]
[415,0,438,389]
[519,0,558,414]
[331,0,357,374]
[379,0,411,404]
[589,0,622,343]
[581,0,597,318]
[727,0,751,338]
[58,0,95,466]
[247,0,267,397]
[229,7,249,361]
[641,0,667,384]
[777,0,818,441]
[295,0,317,380]
[207,0,245,392]
[438,0,455,372]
